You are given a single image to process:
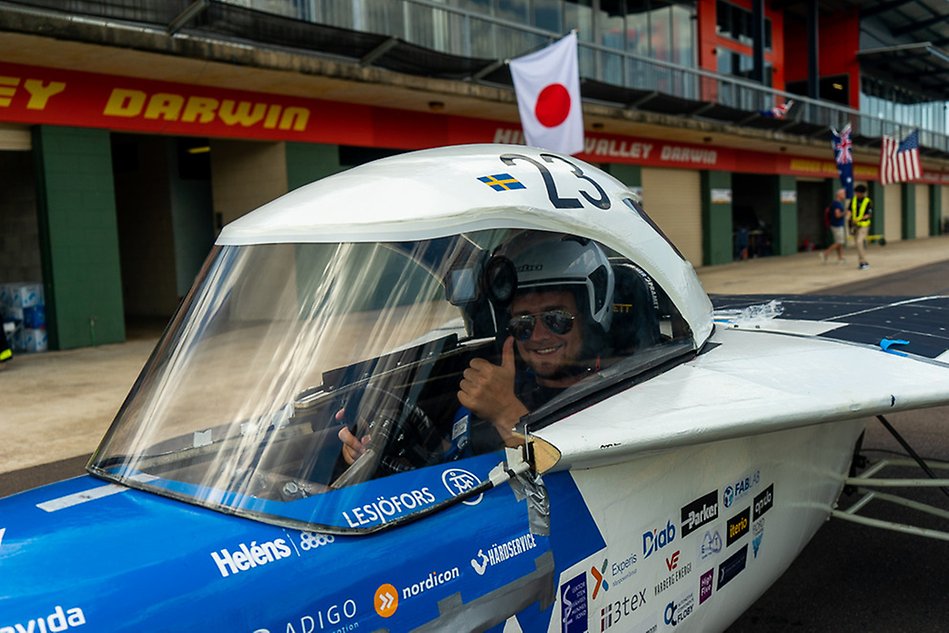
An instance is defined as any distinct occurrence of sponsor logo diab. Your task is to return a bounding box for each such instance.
[643,520,676,559]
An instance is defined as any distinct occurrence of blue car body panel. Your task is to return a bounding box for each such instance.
[0,459,604,632]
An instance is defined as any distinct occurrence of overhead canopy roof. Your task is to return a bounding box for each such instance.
[857,0,949,101]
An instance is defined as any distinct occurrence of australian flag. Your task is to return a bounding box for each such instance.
[831,123,854,198]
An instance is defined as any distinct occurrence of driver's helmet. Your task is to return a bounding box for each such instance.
[497,231,614,352]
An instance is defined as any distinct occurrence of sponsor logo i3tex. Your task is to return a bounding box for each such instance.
[600,585,648,632]
[680,490,718,537]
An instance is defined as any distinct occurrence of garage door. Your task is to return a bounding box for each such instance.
[641,168,702,264]
[883,183,901,243]
[0,124,30,150]
[914,184,929,238]
[943,186,949,232]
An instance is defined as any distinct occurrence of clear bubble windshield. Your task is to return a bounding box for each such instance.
[89,230,692,533]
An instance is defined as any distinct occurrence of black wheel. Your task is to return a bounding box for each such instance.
[331,385,440,488]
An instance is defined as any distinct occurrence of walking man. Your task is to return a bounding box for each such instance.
[850,184,873,270]
[820,188,847,264]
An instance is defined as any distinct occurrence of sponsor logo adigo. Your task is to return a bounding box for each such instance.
[1,606,86,633]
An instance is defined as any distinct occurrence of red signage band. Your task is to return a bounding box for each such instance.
[0,61,944,184]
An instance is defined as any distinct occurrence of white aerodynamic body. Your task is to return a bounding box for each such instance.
[11,144,945,633]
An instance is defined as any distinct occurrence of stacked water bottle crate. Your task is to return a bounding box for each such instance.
[0,282,47,353]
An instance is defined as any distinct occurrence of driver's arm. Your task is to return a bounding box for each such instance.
[457,336,527,446]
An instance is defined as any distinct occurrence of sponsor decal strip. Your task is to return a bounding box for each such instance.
[36,474,157,512]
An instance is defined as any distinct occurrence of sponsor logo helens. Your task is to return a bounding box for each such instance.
[560,572,588,633]
[600,585,648,632]
[342,487,437,527]
[717,544,748,590]
[1,606,86,633]
[470,533,537,575]
[654,550,692,596]
[252,599,357,633]
[726,507,750,547]
[699,569,714,604]
[722,469,760,509]
[211,537,293,577]
[662,591,695,628]
[753,484,774,520]
[643,520,676,559]
[680,491,718,537]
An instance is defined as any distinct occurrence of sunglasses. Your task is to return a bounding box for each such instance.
[507,309,576,341]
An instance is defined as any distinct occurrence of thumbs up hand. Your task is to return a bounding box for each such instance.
[458,337,528,445]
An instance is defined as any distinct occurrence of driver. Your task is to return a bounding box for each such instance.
[458,232,614,448]
[339,231,614,464]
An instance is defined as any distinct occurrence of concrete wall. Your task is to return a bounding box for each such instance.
[0,151,42,283]
[211,140,288,226]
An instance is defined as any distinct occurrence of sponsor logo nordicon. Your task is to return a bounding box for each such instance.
[1,605,86,633]
[680,491,718,537]
[210,538,293,577]
[376,565,461,618]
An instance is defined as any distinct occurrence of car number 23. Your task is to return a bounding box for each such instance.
[500,153,611,211]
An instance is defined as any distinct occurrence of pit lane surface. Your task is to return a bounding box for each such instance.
[726,261,949,632]
[2,262,948,631]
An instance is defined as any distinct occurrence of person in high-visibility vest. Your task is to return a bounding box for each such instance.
[0,324,12,365]
[849,184,873,270]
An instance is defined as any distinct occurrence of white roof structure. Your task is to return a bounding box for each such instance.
[217,143,715,348]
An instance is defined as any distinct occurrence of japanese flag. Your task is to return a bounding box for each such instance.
[509,32,584,155]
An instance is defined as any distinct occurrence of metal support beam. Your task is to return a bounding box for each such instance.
[472,60,505,81]
[752,0,766,84]
[807,0,820,100]
[860,0,915,18]
[168,0,209,35]
[892,13,949,37]
[360,37,399,67]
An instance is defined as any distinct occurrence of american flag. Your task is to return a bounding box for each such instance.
[831,123,853,197]
[880,129,922,186]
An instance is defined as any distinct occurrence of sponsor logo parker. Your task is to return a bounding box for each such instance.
[680,491,718,537]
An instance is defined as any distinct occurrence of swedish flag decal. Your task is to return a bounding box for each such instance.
[477,173,526,191]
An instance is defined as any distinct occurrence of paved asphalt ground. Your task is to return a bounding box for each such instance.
[2,254,948,631]
[727,261,949,633]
